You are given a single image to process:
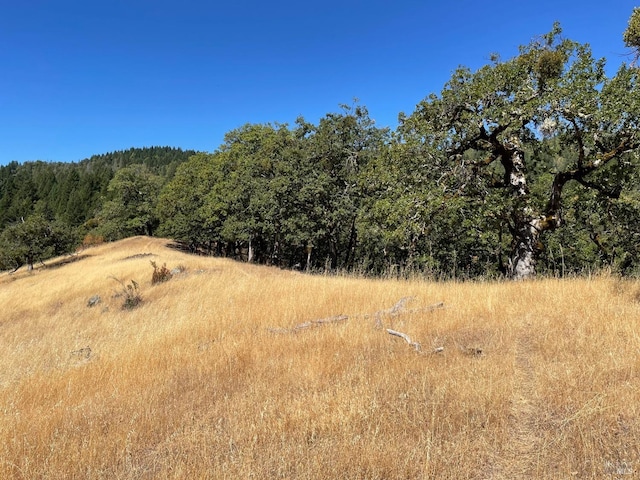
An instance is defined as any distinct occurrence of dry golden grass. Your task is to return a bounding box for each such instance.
[1,236,639,479]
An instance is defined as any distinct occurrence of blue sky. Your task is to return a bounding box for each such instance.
[0,1,635,165]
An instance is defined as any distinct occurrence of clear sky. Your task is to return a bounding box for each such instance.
[0,0,635,165]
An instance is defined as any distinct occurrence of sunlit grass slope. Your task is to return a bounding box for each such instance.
[1,236,639,479]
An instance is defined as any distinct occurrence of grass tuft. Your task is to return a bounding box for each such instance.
[111,275,142,310]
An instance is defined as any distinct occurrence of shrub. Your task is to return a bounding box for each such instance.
[111,277,142,310]
[82,234,105,249]
[151,261,173,285]
[122,281,142,309]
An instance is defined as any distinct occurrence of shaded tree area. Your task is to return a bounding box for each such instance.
[157,106,390,270]
[157,22,640,278]
[0,215,75,271]
[0,147,195,270]
[97,165,163,240]
[397,25,640,278]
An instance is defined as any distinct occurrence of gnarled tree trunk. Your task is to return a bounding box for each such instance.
[509,216,543,280]
[502,138,541,280]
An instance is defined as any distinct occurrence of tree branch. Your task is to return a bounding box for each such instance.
[387,329,421,351]
[545,136,635,223]
[567,116,586,169]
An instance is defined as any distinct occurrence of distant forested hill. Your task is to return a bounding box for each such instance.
[78,146,196,177]
[0,147,196,271]
[0,147,195,231]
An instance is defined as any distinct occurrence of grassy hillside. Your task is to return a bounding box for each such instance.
[1,237,639,479]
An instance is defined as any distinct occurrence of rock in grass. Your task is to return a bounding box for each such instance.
[87,295,101,307]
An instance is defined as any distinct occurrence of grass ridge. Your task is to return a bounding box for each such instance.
[0,236,639,478]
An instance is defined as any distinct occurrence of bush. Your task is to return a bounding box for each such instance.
[82,234,105,249]
[151,261,173,285]
[122,281,142,309]
[111,277,142,310]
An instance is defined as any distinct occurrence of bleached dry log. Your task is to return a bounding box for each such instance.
[269,297,444,335]
[269,314,349,334]
[315,314,349,324]
[372,296,413,328]
[372,296,414,319]
[293,314,349,331]
[387,329,421,352]
[373,299,445,328]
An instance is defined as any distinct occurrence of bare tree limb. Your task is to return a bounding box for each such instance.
[387,329,421,351]
[268,298,445,334]
[371,296,415,322]
[293,315,349,332]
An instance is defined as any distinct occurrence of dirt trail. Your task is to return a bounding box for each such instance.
[491,318,542,479]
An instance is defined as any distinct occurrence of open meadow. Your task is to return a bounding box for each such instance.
[1,236,639,479]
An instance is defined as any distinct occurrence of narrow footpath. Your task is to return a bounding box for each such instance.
[491,318,542,479]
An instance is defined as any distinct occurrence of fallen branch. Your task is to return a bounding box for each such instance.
[268,297,445,335]
[373,298,445,328]
[269,314,349,334]
[387,329,421,352]
[372,296,414,328]
[372,296,415,320]
[293,314,349,331]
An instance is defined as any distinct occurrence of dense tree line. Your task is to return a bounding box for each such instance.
[0,147,194,269]
[156,23,640,278]
[2,19,640,278]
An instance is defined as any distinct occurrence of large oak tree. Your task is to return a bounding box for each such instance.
[399,25,640,278]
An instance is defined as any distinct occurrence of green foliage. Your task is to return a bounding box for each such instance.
[155,152,220,249]
[624,7,640,61]
[0,147,194,267]
[158,106,389,270]
[96,164,163,240]
[153,33,640,278]
[397,24,640,278]
[80,146,196,176]
[534,49,566,86]
[0,215,75,271]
